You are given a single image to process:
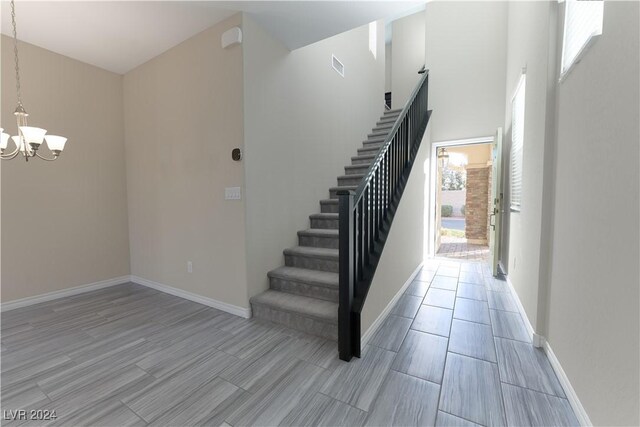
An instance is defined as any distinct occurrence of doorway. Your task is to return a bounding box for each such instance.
[428,137,494,262]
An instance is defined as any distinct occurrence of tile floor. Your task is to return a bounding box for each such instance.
[1,259,579,426]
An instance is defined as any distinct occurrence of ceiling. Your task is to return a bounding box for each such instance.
[0,1,425,75]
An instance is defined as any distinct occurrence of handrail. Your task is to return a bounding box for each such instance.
[338,70,431,361]
[354,71,429,200]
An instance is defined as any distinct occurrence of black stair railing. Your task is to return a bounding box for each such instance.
[338,70,431,361]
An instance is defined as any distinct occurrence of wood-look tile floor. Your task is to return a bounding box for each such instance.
[1,259,579,426]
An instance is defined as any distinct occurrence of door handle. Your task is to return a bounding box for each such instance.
[490,213,496,230]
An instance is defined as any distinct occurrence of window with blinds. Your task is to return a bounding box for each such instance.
[561,0,604,76]
[510,74,526,211]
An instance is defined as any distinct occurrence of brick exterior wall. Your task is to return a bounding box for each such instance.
[465,166,490,243]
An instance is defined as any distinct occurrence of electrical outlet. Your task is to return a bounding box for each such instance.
[187,261,193,273]
[225,187,241,200]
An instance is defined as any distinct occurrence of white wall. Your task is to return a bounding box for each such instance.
[123,14,249,310]
[424,1,508,142]
[391,12,425,109]
[362,122,430,333]
[242,15,386,299]
[546,2,640,424]
[1,36,130,301]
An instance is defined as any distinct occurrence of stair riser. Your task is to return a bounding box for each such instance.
[345,166,369,175]
[251,303,337,340]
[352,157,373,166]
[299,234,339,249]
[320,203,338,213]
[285,253,339,273]
[363,140,385,147]
[375,121,394,128]
[320,202,338,213]
[365,136,386,144]
[373,127,392,134]
[329,189,343,199]
[310,217,339,229]
[269,276,338,302]
[337,176,363,186]
[358,147,381,156]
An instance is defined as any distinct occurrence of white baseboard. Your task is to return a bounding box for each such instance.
[504,274,591,426]
[361,262,423,346]
[1,274,252,320]
[504,274,538,345]
[130,275,251,319]
[544,339,593,426]
[1,276,130,312]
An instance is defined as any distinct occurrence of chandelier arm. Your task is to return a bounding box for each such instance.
[1,148,22,160]
[34,152,58,162]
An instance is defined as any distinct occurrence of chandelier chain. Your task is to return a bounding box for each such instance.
[1,0,67,162]
[11,0,22,107]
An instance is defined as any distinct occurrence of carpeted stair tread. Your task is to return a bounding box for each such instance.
[298,228,339,238]
[267,266,338,289]
[283,246,339,260]
[250,290,338,323]
[309,213,338,220]
[337,173,365,181]
[251,109,403,337]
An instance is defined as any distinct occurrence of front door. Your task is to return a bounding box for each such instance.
[489,128,503,276]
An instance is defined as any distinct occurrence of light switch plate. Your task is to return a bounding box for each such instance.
[225,187,241,200]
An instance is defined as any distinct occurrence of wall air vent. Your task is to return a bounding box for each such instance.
[332,55,344,77]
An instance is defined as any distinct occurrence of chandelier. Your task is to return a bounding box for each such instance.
[1,0,67,161]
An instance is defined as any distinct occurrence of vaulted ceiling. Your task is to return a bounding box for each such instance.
[0,1,424,74]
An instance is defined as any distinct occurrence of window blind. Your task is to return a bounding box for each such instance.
[510,75,526,211]
[561,0,604,74]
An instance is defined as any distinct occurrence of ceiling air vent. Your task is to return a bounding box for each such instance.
[332,55,344,77]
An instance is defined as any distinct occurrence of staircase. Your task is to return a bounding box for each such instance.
[249,108,403,340]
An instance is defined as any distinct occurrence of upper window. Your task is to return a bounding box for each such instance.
[369,22,377,59]
[561,0,604,76]
[510,74,526,212]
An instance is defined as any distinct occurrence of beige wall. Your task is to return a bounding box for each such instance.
[425,2,508,142]
[362,122,430,334]
[501,0,558,336]
[448,143,491,168]
[546,2,640,424]
[1,35,130,301]
[123,14,249,309]
[501,2,639,424]
[391,12,425,109]
[242,15,386,299]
